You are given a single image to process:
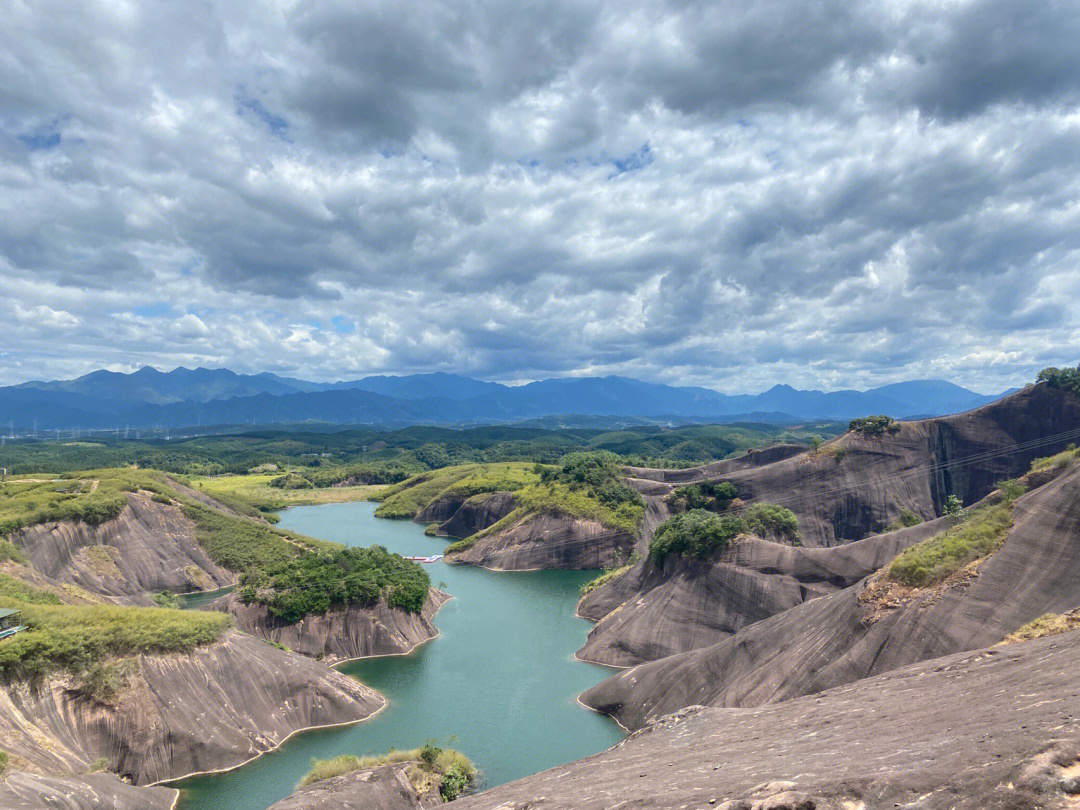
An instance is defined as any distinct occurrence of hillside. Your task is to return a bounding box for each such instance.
[373,457,646,569]
[574,384,1080,668]
[582,452,1080,730]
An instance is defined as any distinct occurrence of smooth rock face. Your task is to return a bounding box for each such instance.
[216,588,450,663]
[267,763,435,810]
[0,631,383,785]
[0,772,177,810]
[576,385,1080,668]
[449,512,636,570]
[575,513,959,666]
[583,462,1080,729]
[11,492,233,604]
[456,632,1080,810]
[630,385,1080,547]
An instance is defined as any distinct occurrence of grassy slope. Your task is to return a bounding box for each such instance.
[0,573,231,680]
[0,467,429,626]
[190,472,385,514]
[375,462,644,555]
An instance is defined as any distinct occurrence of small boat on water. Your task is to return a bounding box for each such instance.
[403,554,444,563]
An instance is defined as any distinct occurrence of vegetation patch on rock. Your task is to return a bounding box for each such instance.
[848,415,900,437]
[887,488,1022,588]
[0,574,231,681]
[1001,608,1080,645]
[1037,364,1080,397]
[300,742,476,801]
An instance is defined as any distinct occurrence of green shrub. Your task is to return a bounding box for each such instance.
[0,749,8,772]
[668,480,737,512]
[298,746,475,797]
[152,590,180,609]
[420,740,441,767]
[888,502,1013,587]
[440,763,471,801]
[650,509,747,564]
[943,494,963,519]
[89,757,110,773]
[995,478,1027,503]
[886,508,923,532]
[241,545,430,622]
[848,415,900,437]
[743,503,799,542]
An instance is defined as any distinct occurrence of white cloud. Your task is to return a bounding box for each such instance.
[1,0,1079,392]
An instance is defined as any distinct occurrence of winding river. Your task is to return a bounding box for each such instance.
[173,501,623,810]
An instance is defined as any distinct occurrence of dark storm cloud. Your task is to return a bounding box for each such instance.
[1,0,1079,392]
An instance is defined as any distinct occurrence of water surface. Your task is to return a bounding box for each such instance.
[174,501,622,809]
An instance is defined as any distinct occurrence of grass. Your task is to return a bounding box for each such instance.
[1,466,430,626]
[0,575,232,681]
[888,502,1014,587]
[1030,445,1080,471]
[299,746,476,801]
[378,462,645,553]
[1001,609,1080,645]
[190,472,384,515]
[374,463,536,519]
[580,564,633,595]
[0,472,138,536]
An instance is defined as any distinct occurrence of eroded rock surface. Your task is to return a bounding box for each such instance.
[0,631,382,785]
[576,515,955,666]
[630,385,1080,547]
[448,512,636,570]
[216,587,450,663]
[11,491,233,604]
[0,772,177,810]
[458,632,1080,810]
[267,763,438,810]
[584,462,1080,729]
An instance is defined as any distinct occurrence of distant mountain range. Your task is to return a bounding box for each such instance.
[0,367,1017,432]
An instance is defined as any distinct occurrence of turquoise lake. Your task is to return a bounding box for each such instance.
[173,501,623,809]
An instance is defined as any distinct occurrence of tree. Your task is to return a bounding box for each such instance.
[944,494,963,520]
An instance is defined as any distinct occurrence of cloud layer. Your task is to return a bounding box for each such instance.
[2,0,1079,392]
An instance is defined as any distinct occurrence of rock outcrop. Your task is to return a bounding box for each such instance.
[456,631,1080,810]
[576,515,953,667]
[583,461,1080,730]
[216,588,451,663]
[0,772,177,810]
[267,763,437,810]
[629,384,1080,547]
[10,491,233,604]
[0,630,383,785]
[447,512,636,570]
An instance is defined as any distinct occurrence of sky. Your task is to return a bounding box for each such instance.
[2,0,1079,394]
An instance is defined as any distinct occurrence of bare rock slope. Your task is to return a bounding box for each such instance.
[0,630,383,785]
[630,384,1080,547]
[456,631,1080,810]
[11,491,233,604]
[576,515,952,667]
[584,461,1080,730]
[0,772,178,810]
[218,587,450,663]
[267,763,437,810]
[576,384,1080,668]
